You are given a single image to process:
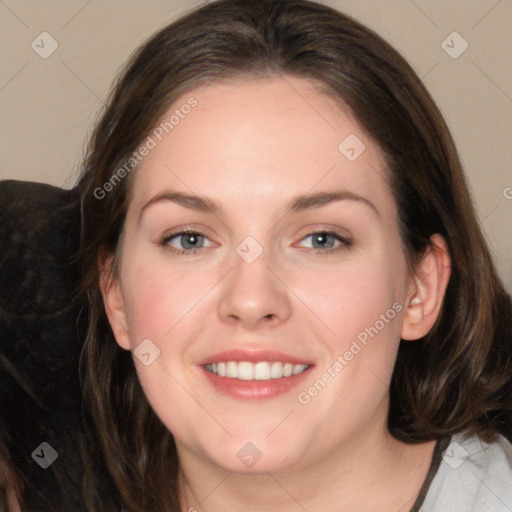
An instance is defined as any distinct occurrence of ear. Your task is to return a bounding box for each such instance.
[401,233,452,341]
[98,252,131,351]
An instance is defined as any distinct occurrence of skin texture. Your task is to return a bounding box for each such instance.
[102,75,451,511]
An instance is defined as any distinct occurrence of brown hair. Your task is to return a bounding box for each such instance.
[71,0,512,510]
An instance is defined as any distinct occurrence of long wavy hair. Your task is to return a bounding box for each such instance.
[73,0,512,510]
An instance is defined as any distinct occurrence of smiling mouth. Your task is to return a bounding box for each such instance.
[204,361,310,381]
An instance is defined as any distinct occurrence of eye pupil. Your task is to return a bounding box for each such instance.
[183,233,201,249]
[313,232,333,248]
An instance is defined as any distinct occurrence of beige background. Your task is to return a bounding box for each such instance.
[0,0,510,293]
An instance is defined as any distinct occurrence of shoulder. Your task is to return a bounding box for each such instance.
[420,431,512,511]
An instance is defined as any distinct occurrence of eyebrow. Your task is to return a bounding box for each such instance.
[139,188,380,223]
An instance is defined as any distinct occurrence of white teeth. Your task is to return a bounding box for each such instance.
[293,364,305,375]
[226,361,238,378]
[205,361,310,380]
[238,362,253,380]
[270,361,283,379]
[254,362,270,380]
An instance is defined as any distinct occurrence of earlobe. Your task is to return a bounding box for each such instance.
[98,253,131,351]
[401,234,452,341]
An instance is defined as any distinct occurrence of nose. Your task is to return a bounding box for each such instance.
[217,245,292,330]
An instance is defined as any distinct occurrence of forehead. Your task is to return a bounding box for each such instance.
[128,75,392,217]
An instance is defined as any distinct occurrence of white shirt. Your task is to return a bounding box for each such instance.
[419,431,512,511]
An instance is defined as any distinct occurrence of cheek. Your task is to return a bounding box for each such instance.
[297,253,405,405]
[298,257,403,346]
[120,252,207,343]
[118,258,211,432]
[121,238,405,354]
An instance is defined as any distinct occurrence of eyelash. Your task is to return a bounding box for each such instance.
[158,229,352,256]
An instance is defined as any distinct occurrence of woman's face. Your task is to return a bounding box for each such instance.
[106,75,414,474]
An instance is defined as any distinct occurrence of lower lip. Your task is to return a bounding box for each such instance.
[201,366,313,400]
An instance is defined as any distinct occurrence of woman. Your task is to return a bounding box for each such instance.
[5,0,512,510]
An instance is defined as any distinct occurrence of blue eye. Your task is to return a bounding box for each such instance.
[158,229,351,256]
[159,230,212,255]
[296,230,352,255]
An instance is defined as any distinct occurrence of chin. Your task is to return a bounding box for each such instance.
[198,435,308,475]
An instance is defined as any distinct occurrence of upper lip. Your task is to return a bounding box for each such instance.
[198,349,314,366]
